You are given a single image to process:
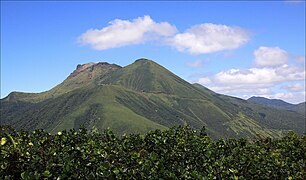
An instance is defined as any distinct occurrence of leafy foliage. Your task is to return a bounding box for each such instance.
[1,125,305,179]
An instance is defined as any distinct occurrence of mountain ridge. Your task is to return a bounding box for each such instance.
[248,96,293,106]
[248,96,305,115]
[1,58,305,138]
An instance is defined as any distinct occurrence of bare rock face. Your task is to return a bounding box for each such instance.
[67,62,120,79]
[74,62,97,73]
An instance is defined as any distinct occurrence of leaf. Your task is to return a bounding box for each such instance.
[21,172,29,179]
[113,169,119,175]
[43,170,51,177]
[1,137,7,145]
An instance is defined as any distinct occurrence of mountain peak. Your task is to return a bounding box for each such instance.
[97,58,203,98]
[133,58,157,65]
[76,61,98,70]
[134,58,151,62]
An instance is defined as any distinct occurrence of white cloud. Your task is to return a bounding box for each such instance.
[254,46,289,67]
[201,83,305,104]
[168,23,250,54]
[213,65,305,85]
[189,44,305,104]
[79,17,251,54]
[195,64,305,103]
[186,60,205,68]
[282,83,305,91]
[78,15,177,50]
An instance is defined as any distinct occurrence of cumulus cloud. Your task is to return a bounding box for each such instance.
[254,46,289,67]
[183,43,303,103]
[213,65,305,85]
[168,23,250,54]
[195,63,305,103]
[79,16,250,54]
[78,15,177,50]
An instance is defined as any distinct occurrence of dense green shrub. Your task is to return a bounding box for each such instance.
[1,125,305,179]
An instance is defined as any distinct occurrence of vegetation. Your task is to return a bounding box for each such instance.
[1,125,305,179]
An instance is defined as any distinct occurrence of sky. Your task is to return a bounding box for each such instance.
[1,1,305,104]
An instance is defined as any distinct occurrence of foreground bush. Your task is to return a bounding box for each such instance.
[1,125,305,179]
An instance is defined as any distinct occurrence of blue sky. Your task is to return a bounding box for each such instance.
[1,1,305,103]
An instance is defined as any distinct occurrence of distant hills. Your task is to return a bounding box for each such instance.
[1,58,305,139]
[248,96,305,115]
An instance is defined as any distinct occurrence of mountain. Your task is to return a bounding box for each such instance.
[248,96,305,115]
[248,96,292,107]
[1,58,305,139]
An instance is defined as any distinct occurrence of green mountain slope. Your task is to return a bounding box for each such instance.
[1,85,167,135]
[99,59,205,98]
[1,58,304,138]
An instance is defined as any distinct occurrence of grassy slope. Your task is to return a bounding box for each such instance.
[1,85,167,136]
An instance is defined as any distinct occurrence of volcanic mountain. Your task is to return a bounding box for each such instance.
[1,59,305,139]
